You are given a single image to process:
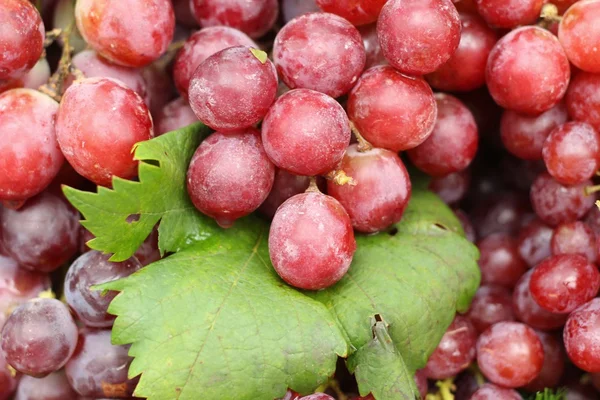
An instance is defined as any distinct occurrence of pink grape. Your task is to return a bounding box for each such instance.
[269,192,356,290]
[187,129,275,228]
[0,0,45,80]
[18,58,51,90]
[155,98,198,136]
[56,77,154,187]
[559,0,600,73]
[262,89,350,176]
[173,27,257,100]
[141,64,173,116]
[466,285,515,333]
[523,331,565,392]
[75,0,175,67]
[486,26,571,115]
[0,89,63,202]
[315,0,387,26]
[551,221,598,263]
[15,370,78,400]
[477,233,528,289]
[0,351,18,400]
[347,66,437,152]
[258,170,311,220]
[566,71,600,133]
[517,218,553,267]
[273,13,366,98]
[513,270,568,330]
[327,144,411,233]
[564,298,600,372]
[377,0,460,75]
[407,94,478,177]
[190,0,278,39]
[358,24,387,69]
[188,46,278,132]
[470,192,529,238]
[475,0,544,28]
[470,384,522,400]
[429,170,470,205]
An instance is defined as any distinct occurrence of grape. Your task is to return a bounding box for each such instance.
[466,285,515,333]
[173,27,257,100]
[327,145,411,233]
[273,13,366,98]
[559,0,600,73]
[565,71,600,133]
[414,369,427,399]
[281,389,301,400]
[513,270,568,330]
[425,13,498,92]
[476,321,544,387]
[0,351,18,400]
[543,122,600,185]
[1,298,78,376]
[0,88,63,202]
[469,193,529,238]
[0,192,80,273]
[75,0,175,67]
[187,129,275,228]
[407,94,478,177]
[262,89,350,176]
[347,66,437,152]
[429,170,470,205]
[65,329,137,398]
[517,219,553,267]
[64,250,143,328]
[0,0,44,80]
[15,370,78,400]
[455,209,477,243]
[269,191,356,290]
[299,394,334,400]
[500,103,569,161]
[552,221,598,263]
[190,0,278,39]
[530,172,595,226]
[171,0,198,27]
[282,0,320,22]
[19,58,50,90]
[155,98,198,136]
[315,0,386,26]
[486,26,571,115]
[477,233,528,289]
[358,24,387,69]
[258,170,311,220]
[523,331,565,392]
[56,77,154,187]
[475,0,544,28]
[469,384,522,400]
[376,0,460,76]
[141,64,173,116]
[564,298,600,372]
[530,254,600,314]
[423,315,477,379]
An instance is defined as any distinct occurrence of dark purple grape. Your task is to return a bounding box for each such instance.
[516,218,553,267]
[470,192,530,238]
[0,350,18,400]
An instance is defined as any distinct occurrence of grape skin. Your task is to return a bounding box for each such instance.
[523,331,565,392]
[15,370,78,400]
[0,351,18,400]
[358,24,387,70]
[559,0,600,73]
[258,170,311,220]
[477,233,528,289]
[469,383,522,400]
[315,0,387,26]
[155,98,198,136]
[465,285,515,333]
[565,71,600,133]
[513,270,568,330]
[429,170,470,206]
[517,219,553,267]
[475,0,544,29]
[564,298,600,372]
[551,221,598,263]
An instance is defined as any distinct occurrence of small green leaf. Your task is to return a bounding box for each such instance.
[250,48,268,63]
[530,388,566,400]
[63,123,217,261]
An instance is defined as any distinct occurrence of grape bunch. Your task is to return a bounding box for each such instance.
[1,0,600,398]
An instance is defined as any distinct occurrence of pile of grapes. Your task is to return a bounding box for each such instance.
[2,0,600,398]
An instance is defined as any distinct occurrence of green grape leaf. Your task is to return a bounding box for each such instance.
[101,216,348,400]
[63,123,217,261]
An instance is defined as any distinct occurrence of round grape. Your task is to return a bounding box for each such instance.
[513,270,568,330]
[523,331,565,392]
[0,351,17,400]
[466,285,515,333]
[566,71,600,132]
[258,170,311,220]
[470,192,529,238]
[429,170,471,206]
[477,233,528,289]
[15,370,78,400]
[559,0,600,73]
[552,221,598,263]
[142,64,174,116]
[470,384,522,400]
[315,0,386,26]
[475,0,544,28]
[269,191,356,290]
[564,298,600,372]
[359,24,387,69]
[517,219,553,267]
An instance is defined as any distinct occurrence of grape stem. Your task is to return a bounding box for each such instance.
[305,177,321,193]
[324,170,357,186]
[585,184,600,196]
[425,379,455,400]
[43,28,62,48]
[39,21,79,102]
[539,3,562,28]
[350,122,373,152]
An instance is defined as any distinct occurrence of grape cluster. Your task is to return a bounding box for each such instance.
[2,0,600,398]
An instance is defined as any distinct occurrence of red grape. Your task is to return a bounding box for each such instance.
[486,26,571,115]
[155,98,198,136]
[187,129,275,228]
[475,0,544,28]
[0,89,63,202]
[564,298,600,372]
[455,209,477,243]
[269,191,356,290]
[327,145,411,233]
[559,0,600,73]
[429,170,470,205]
[75,0,175,67]
[469,384,522,400]
[523,331,565,392]
[300,394,334,400]
[3,58,51,93]
[470,193,529,238]
[466,285,515,333]
[477,233,528,289]
[190,0,278,39]
[171,0,198,27]
[1,298,78,376]
[173,27,257,100]
[15,370,78,400]
[500,103,569,161]
[0,192,80,273]
[425,13,498,92]
[424,315,477,379]
[56,77,154,187]
[555,0,581,14]
[566,71,600,133]
[530,254,600,314]
[407,94,478,177]
[377,0,460,75]
[517,219,553,267]
[476,321,544,387]
[282,0,320,23]
[347,66,437,152]
[262,89,350,176]
[258,170,311,220]
[64,250,143,328]
[273,13,365,98]
[141,64,174,117]
[513,270,568,330]
[543,122,600,185]
[188,46,278,132]
[315,0,386,26]
[530,173,595,226]
[358,24,387,70]
[552,221,598,263]
[65,329,137,397]
[0,0,44,80]
[414,369,427,399]
[0,351,18,400]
